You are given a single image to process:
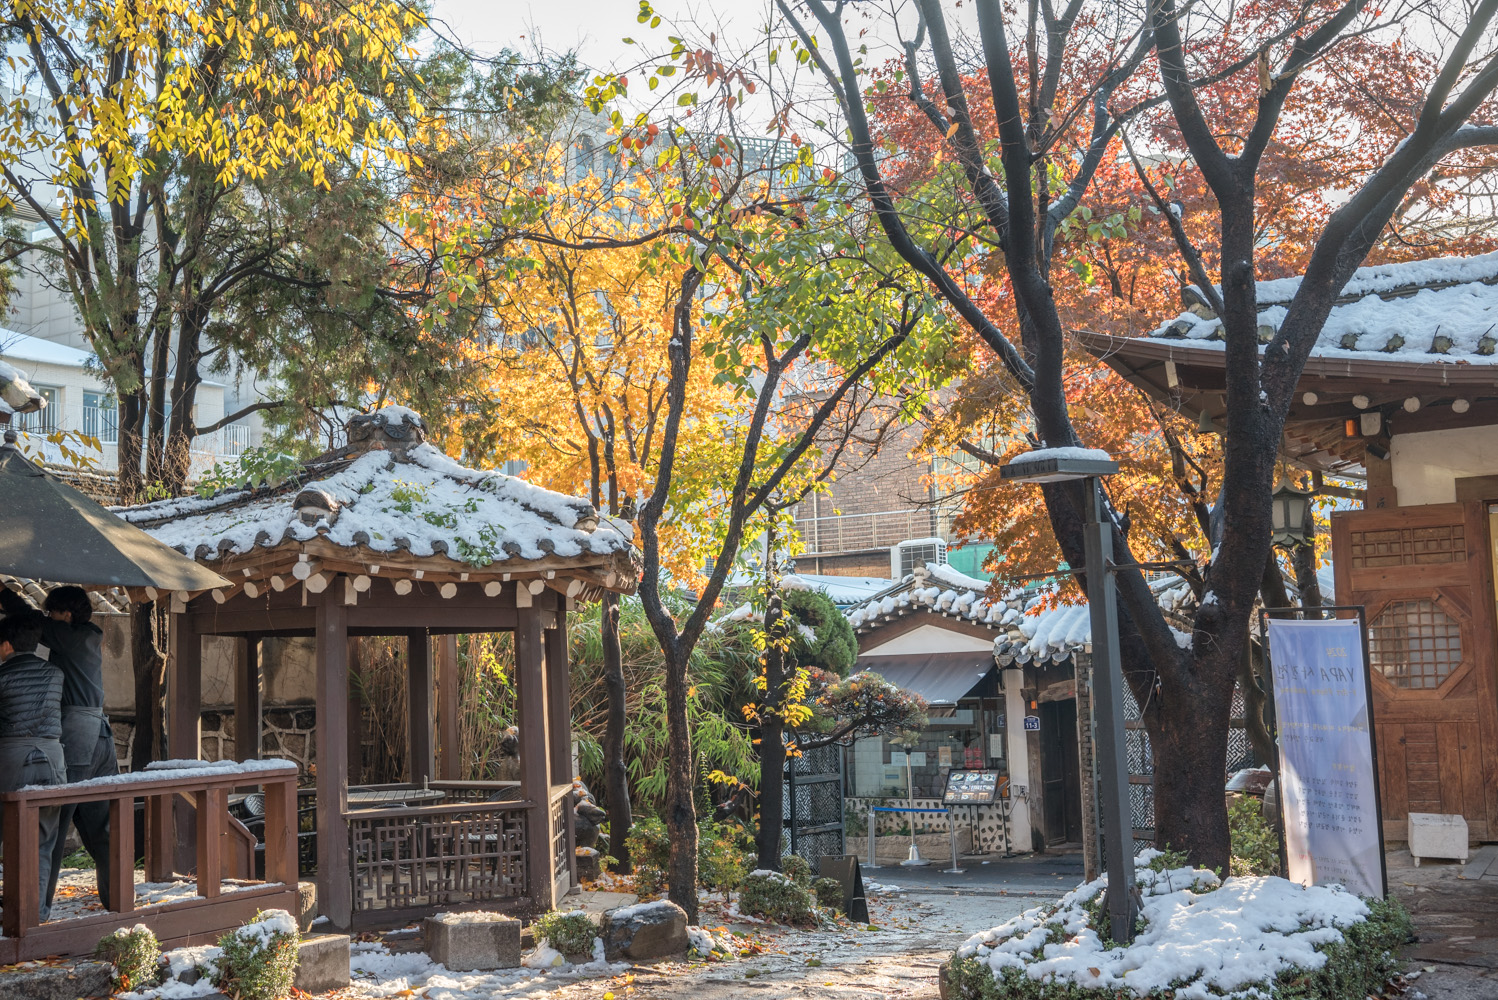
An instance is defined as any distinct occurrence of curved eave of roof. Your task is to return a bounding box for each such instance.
[1078,329,1498,387]
[113,408,641,596]
[844,566,1030,634]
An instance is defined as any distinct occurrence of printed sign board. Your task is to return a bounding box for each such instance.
[938,745,952,767]
[1023,715,1040,732]
[943,769,1002,805]
[1267,617,1385,898]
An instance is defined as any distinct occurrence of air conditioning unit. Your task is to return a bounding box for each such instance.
[891,537,947,579]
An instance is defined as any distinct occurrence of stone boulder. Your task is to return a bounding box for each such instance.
[599,900,689,963]
[2,960,113,1000]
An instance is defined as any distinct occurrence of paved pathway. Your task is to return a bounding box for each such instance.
[1389,845,1498,1000]
[546,853,1082,1000]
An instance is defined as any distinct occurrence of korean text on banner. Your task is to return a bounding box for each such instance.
[1267,617,1384,898]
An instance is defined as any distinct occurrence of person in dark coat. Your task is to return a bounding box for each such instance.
[0,610,66,921]
[0,586,117,910]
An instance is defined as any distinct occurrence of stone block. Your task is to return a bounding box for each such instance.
[296,881,319,932]
[1409,812,1469,865]
[293,933,351,994]
[424,911,522,970]
[576,848,602,883]
[1,960,112,1000]
[600,900,688,963]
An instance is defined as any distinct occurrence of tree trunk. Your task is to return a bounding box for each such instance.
[1148,655,1235,865]
[130,601,166,772]
[756,592,788,869]
[601,592,632,872]
[662,643,699,923]
[117,388,146,504]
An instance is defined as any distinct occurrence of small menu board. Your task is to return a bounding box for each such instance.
[943,769,1002,805]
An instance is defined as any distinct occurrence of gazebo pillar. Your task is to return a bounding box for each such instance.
[407,630,433,784]
[234,635,262,761]
[316,595,352,928]
[545,611,576,888]
[515,611,556,910]
[437,635,461,780]
[161,616,202,878]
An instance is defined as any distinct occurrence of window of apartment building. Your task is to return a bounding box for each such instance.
[82,391,118,443]
[16,385,59,433]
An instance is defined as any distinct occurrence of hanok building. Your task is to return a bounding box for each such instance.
[1082,251,1498,841]
[120,406,638,929]
[842,563,1203,855]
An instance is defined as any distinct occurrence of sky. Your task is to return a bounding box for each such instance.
[424,0,983,75]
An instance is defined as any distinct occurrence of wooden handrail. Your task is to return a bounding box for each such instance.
[0,762,299,805]
[1,763,299,946]
[343,798,533,822]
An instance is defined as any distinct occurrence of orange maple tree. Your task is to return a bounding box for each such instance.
[870,36,1498,591]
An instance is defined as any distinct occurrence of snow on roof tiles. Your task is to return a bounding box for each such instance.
[115,406,638,585]
[992,576,1196,666]
[0,356,44,417]
[1148,252,1498,362]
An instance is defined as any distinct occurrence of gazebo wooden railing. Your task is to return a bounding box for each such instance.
[342,780,577,925]
[0,761,299,963]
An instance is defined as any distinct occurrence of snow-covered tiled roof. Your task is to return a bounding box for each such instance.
[1149,252,1498,361]
[845,562,1032,632]
[116,406,638,591]
[0,356,44,418]
[992,576,1196,666]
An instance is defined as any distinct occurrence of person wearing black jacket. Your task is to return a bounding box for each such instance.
[0,586,117,910]
[0,611,66,921]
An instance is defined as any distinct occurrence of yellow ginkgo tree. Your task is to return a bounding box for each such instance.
[0,0,428,500]
[0,0,430,771]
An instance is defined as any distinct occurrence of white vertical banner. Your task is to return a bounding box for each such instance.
[1267,617,1384,898]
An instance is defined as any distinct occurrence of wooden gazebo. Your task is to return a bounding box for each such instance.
[119,406,638,928]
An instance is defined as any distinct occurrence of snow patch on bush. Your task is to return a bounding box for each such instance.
[954,851,1381,999]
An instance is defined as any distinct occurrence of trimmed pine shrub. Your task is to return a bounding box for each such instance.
[534,910,597,957]
[211,909,299,1000]
[781,853,814,886]
[96,923,161,992]
[942,854,1413,1000]
[739,870,815,926]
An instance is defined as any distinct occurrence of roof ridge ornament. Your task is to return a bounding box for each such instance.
[346,405,427,457]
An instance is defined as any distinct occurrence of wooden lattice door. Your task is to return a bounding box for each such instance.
[1331,501,1498,839]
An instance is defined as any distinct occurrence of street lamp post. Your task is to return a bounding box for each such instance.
[1001,451,1136,944]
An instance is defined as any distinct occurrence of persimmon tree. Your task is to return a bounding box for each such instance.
[765,0,1498,869]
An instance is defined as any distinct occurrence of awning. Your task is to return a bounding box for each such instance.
[854,652,994,706]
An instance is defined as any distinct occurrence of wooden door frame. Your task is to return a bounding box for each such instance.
[1331,501,1498,839]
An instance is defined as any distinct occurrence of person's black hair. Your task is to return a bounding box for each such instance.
[0,610,45,653]
[43,585,93,625]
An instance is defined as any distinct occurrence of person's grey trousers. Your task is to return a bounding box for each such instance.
[45,707,117,911]
[0,735,65,921]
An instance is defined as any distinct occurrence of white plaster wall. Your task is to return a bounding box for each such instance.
[1391,424,1498,505]
[1001,668,1033,846]
[862,622,996,656]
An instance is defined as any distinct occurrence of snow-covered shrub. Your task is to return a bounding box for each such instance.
[739,869,815,925]
[942,852,1411,1000]
[534,910,597,957]
[781,853,814,886]
[95,923,161,992]
[1228,796,1281,876]
[813,876,844,913]
[211,909,299,1000]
